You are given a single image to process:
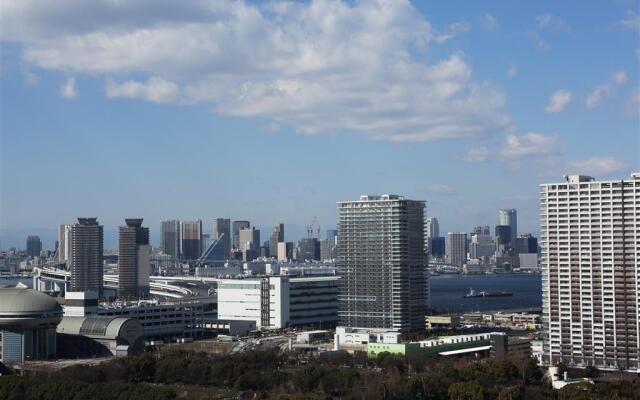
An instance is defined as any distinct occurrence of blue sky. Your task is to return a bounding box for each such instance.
[1,0,638,250]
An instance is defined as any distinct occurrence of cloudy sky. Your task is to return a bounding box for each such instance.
[1,0,638,248]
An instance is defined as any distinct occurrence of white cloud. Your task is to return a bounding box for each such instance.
[615,9,640,31]
[461,133,561,164]
[499,133,560,160]
[545,89,571,113]
[433,20,471,44]
[565,157,626,176]
[535,13,570,31]
[624,88,640,117]
[610,71,628,84]
[106,77,181,104]
[585,71,628,108]
[506,65,517,78]
[22,69,39,86]
[529,13,570,52]
[527,31,550,51]
[428,184,458,196]
[477,13,498,31]
[460,146,491,163]
[59,77,77,99]
[585,86,610,109]
[2,0,510,142]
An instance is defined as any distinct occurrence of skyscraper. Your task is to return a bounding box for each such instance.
[26,235,42,257]
[426,217,440,238]
[57,224,72,261]
[429,237,446,258]
[160,219,180,259]
[337,195,427,332]
[494,225,512,247]
[515,234,538,255]
[469,232,494,260]
[232,220,250,249]
[498,209,517,247]
[472,225,491,236]
[180,220,202,261]
[118,219,150,299]
[214,218,231,260]
[541,173,639,372]
[269,223,284,258]
[69,218,104,295]
[321,229,338,261]
[239,227,260,261]
[447,232,467,267]
[299,238,321,261]
[326,229,338,244]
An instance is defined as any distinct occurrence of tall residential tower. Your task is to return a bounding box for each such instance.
[69,218,104,295]
[447,232,467,267]
[160,219,180,259]
[541,173,639,372]
[337,195,428,332]
[498,209,518,247]
[269,223,285,258]
[214,218,231,260]
[118,219,150,299]
[180,220,202,261]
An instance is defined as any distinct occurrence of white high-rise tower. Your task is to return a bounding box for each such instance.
[540,173,639,372]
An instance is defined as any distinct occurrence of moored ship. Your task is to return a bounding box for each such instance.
[463,288,513,298]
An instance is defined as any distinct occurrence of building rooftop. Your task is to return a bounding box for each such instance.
[124,218,143,227]
[0,287,62,314]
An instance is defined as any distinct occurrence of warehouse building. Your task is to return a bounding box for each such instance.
[57,316,144,357]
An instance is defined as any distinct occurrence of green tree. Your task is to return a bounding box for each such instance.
[523,357,543,385]
[497,385,524,400]
[558,382,594,400]
[448,381,488,400]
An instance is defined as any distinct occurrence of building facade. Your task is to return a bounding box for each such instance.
[26,235,42,257]
[469,233,495,260]
[232,221,250,250]
[160,219,180,259]
[214,218,231,260]
[180,220,202,261]
[430,237,446,258]
[57,224,72,261]
[217,275,339,329]
[299,238,321,261]
[426,217,439,239]
[447,232,467,267]
[239,227,260,261]
[516,234,538,255]
[541,173,639,372]
[69,218,104,295]
[118,219,150,299]
[269,223,285,258]
[498,209,518,247]
[337,195,427,332]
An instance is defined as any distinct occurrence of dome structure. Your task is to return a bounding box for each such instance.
[0,287,63,330]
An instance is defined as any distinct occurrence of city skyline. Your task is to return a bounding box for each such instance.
[1,0,640,393]
[1,1,638,247]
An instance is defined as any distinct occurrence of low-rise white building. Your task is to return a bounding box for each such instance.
[216,275,339,329]
[217,276,289,329]
[334,326,401,348]
[418,332,493,348]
